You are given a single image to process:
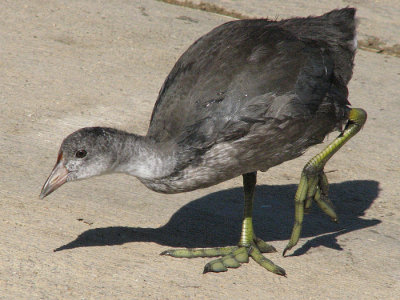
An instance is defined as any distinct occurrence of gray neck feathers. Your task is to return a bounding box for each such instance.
[114,133,177,179]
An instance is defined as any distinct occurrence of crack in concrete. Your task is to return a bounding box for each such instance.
[158,0,247,19]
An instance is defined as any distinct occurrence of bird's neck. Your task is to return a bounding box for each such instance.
[114,133,177,180]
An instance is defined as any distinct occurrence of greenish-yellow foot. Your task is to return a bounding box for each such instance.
[284,108,367,256]
[161,237,285,276]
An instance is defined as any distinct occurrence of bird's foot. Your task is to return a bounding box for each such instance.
[161,237,285,276]
[284,108,367,256]
[284,170,338,256]
[303,171,337,221]
[303,171,338,222]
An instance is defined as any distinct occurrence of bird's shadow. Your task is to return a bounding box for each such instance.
[55,180,380,255]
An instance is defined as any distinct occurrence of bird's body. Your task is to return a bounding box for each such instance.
[41,8,366,276]
[140,10,356,193]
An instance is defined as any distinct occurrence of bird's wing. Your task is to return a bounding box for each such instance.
[147,19,345,150]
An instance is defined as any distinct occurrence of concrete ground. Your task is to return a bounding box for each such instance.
[1,0,399,299]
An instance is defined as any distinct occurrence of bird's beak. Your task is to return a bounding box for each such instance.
[40,153,69,199]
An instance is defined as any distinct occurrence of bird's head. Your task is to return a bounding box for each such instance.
[40,127,121,199]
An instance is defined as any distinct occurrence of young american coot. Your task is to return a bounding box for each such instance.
[40,8,366,276]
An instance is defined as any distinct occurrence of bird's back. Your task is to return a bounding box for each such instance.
[148,8,356,140]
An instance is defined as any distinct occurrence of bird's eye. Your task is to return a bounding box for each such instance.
[75,150,87,158]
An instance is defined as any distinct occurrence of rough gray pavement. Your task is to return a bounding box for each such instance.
[1,0,399,299]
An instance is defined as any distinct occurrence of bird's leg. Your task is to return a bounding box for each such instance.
[283,108,367,256]
[161,172,285,275]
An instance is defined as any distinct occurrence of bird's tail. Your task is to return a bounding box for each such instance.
[283,8,357,50]
[282,8,357,84]
[321,7,357,52]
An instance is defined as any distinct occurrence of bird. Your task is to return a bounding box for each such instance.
[40,8,366,276]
